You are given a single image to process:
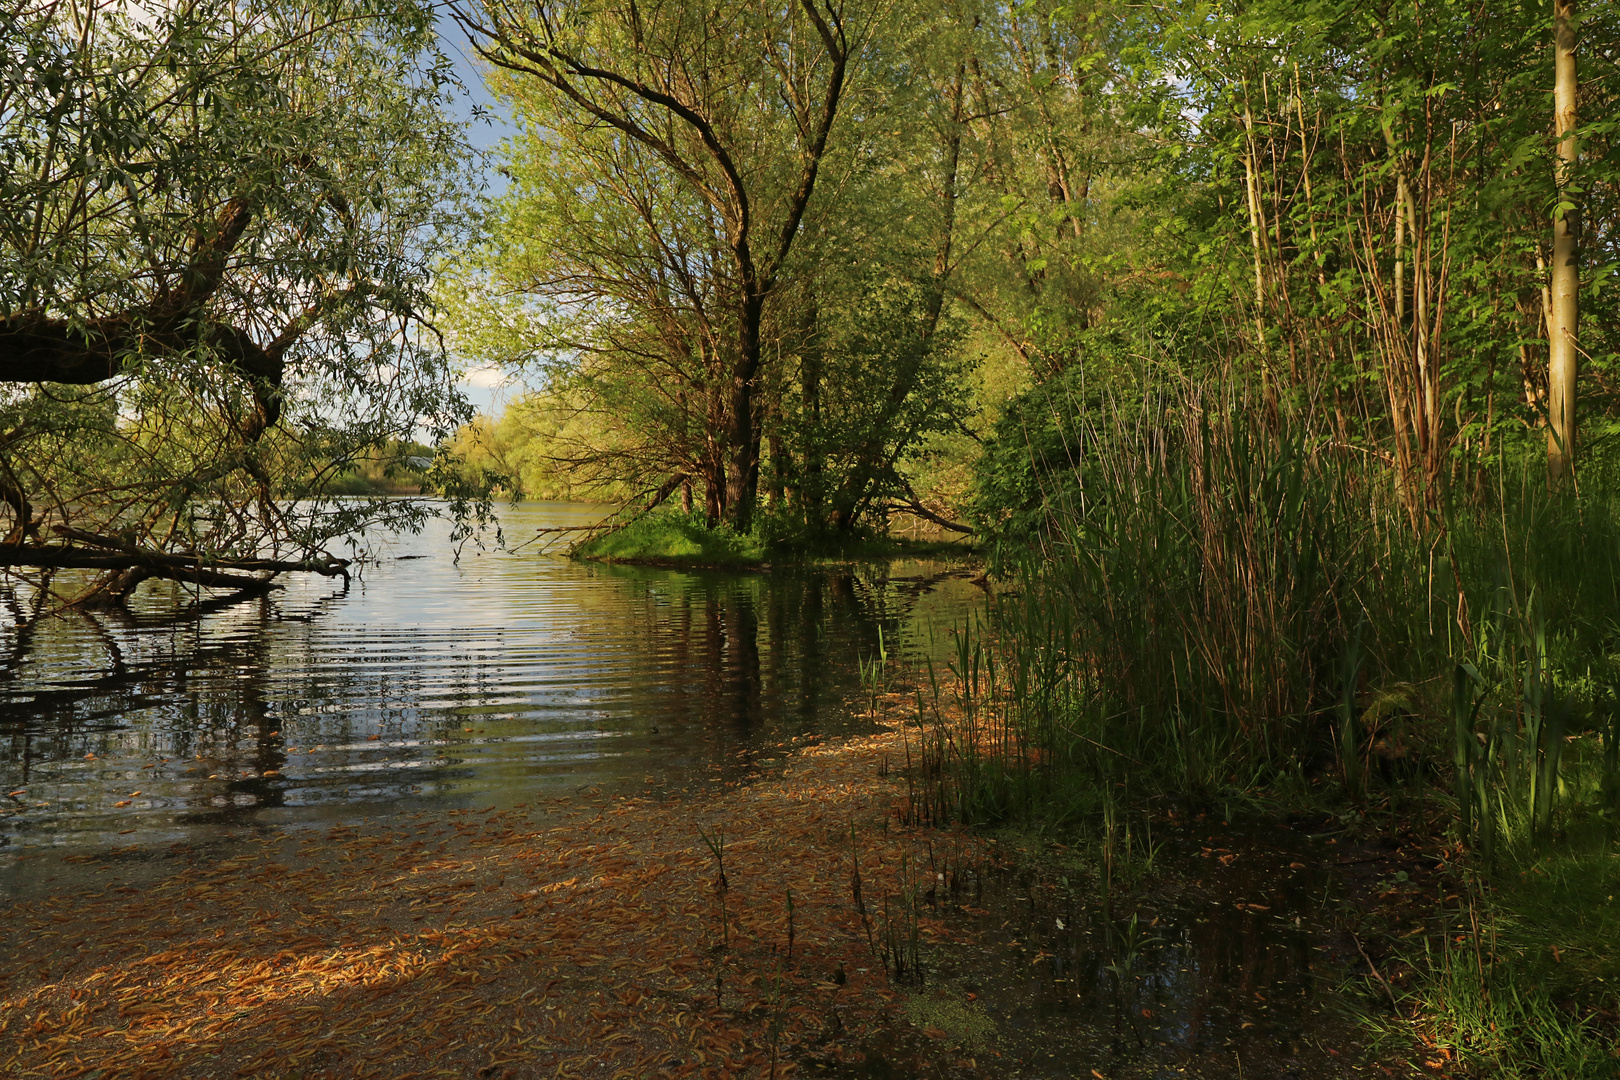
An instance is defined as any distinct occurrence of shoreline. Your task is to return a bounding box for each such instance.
[0,712,1431,1079]
[0,728,974,1078]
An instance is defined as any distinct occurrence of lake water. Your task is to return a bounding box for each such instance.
[0,502,1387,1074]
[0,502,983,874]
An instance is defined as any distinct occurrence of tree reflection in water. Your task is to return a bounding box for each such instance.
[0,507,980,859]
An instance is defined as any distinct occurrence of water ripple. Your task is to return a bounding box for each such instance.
[0,502,980,862]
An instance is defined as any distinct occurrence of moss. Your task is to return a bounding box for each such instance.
[902,993,997,1049]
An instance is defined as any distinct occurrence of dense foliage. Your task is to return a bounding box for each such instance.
[450,0,1620,543]
[969,0,1620,539]
[0,0,473,604]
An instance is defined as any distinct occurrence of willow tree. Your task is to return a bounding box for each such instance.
[0,0,473,608]
[449,0,850,532]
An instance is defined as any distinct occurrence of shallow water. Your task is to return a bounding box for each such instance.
[0,505,1394,1074]
[822,823,1387,1079]
[0,502,982,879]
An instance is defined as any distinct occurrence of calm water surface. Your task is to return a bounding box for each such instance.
[2,503,1382,1073]
[0,502,982,875]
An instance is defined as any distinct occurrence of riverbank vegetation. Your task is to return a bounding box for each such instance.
[10,0,1620,1072]
[906,428,1620,1072]
[571,506,975,566]
[438,0,1620,1066]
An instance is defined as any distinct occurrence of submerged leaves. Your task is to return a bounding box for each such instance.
[0,731,973,1078]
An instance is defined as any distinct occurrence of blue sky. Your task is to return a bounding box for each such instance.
[436,16,524,418]
[437,17,517,158]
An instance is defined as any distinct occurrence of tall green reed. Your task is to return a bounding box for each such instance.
[928,380,1620,851]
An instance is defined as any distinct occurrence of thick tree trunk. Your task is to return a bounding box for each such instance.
[0,318,285,437]
[1548,0,1580,483]
[767,431,788,507]
[703,448,726,528]
[725,294,765,533]
[0,542,346,590]
[703,379,730,527]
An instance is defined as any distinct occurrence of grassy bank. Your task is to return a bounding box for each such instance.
[910,392,1620,1076]
[572,507,976,568]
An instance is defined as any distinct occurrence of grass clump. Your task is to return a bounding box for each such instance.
[573,506,976,567]
[1414,944,1619,1078]
[574,509,769,565]
[1411,849,1620,1077]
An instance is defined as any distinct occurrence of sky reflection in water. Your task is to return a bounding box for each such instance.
[0,502,982,863]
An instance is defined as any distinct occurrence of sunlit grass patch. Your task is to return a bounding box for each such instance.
[574,507,976,567]
[1413,950,1620,1078]
[574,511,770,565]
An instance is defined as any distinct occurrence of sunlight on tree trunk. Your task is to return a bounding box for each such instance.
[1548,0,1580,485]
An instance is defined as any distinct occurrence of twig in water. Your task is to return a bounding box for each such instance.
[1353,932,1401,1013]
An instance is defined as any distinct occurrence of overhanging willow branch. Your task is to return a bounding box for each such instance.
[0,543,350,591]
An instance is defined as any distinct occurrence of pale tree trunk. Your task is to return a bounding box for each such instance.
[1412,143,1437,483]
[1394,173,1408,325]
[1548,0,1579,484]
[1240,94,1267,351]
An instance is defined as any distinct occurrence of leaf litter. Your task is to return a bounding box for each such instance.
[0,729,985,1078]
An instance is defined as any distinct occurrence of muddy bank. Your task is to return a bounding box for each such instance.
[0,726,1419,1078]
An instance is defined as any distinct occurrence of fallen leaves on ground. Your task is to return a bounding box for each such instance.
[1,730,978,1078]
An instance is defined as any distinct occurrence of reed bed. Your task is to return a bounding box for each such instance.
[932,387,1620,845]
[905,383,1620,1074]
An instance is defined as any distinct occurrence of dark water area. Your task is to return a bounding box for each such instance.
[0,502,982,887]
[841,824,1385,1079]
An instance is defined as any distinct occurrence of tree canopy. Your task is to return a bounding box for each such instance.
[442,0,1619,544]
[0,0,475,606]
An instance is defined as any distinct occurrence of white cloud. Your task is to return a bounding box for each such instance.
[460,365,511,389]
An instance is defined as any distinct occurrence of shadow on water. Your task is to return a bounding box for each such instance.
[0,503,982,885]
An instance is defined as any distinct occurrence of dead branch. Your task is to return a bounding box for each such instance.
[0,543,349,593]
